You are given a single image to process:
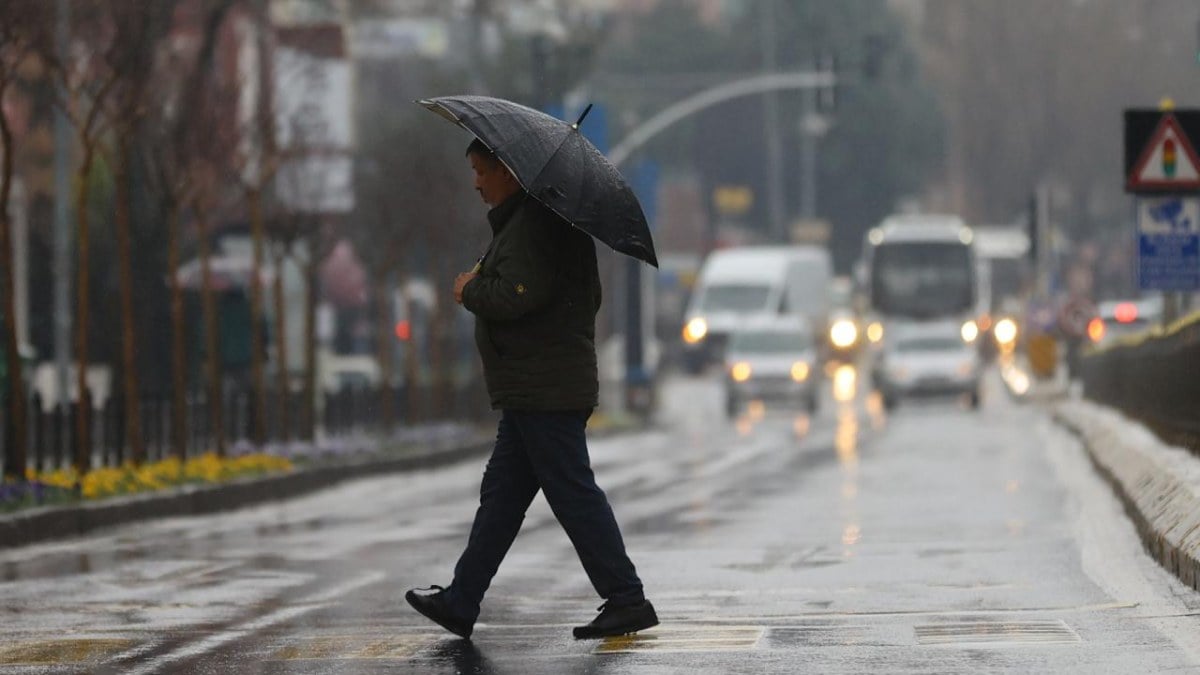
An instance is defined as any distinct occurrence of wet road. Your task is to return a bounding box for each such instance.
[2,365,1199,673]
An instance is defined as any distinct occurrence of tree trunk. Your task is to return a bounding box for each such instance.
[273,247,289,442]
[114,139,144,465]
[197,207,224,455]
[0,98,27,480]
[301,244,318,441]
[73,146,95,476]
[402,282,419,425]
[248,187,266,444]
[167,202,187,458]
[373,272,394,434]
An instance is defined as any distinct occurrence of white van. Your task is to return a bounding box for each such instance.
[680,245,832,372]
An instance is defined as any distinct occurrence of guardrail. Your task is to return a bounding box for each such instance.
[1079,311,1200,453]
[3,380,490,474]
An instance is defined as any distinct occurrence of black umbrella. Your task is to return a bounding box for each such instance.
[418,95,658,268]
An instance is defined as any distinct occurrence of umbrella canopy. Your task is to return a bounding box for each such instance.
[418,95,658,268]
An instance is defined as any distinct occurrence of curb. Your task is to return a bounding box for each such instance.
[1052,401,1200,592]
[0,437,494,551]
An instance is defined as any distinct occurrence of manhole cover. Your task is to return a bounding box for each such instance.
[915,620,1080,647]
[595,625,763,654]
[0,639,135,665]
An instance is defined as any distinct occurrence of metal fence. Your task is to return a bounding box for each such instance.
[4,379,491,474]
[1080,315,1200,453]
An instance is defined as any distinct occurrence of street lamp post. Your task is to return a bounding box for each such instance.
[607,70,837,416]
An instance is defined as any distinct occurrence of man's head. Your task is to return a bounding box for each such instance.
[466,139,522,207]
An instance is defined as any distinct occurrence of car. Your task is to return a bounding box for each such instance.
[872,321,981,410]
[681,245,832,373]
[723,319,820,417]
[1086,296,1163,348]
[823,275,862,360]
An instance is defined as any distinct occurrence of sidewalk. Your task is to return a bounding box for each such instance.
[1004,357,1200,593]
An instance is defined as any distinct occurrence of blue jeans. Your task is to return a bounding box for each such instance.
[444,409,645,622]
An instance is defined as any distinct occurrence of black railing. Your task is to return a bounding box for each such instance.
[4,378,490,475]
[1080,313,1200,453]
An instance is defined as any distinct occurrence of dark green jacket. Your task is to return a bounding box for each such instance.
[462,192,601,410]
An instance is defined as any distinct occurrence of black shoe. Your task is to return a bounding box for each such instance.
[405,585,473,639]
[573,599,659,639]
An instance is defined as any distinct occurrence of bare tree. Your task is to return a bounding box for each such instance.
[142,0,238,458]
[57,0,122,475]
[98,1,183,466]
[0,1,52,479]
[351,116,485,423]
[921,0,1197,227]
[241,0,277,446]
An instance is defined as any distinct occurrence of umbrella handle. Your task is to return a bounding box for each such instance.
[470,254,485,274]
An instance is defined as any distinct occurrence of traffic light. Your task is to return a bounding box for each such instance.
[394,320,411,341]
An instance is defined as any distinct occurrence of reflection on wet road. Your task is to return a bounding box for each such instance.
[1,362,1198,673]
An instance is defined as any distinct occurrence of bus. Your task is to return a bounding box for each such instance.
[858,214,981,349]
[972,224,1032,356]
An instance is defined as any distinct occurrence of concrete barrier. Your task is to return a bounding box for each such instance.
[1054,400,1200,593]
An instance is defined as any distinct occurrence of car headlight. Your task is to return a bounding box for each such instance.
[866,322,884,343]
[730,361,752,382]
[829,319,858,349]
[791,361,810,382]
[961,320,979,344]
[993,318,1018,346]
[683,317,708,344]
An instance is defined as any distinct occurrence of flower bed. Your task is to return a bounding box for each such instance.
[1,453,294,513]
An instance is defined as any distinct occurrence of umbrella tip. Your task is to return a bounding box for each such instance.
[572,103,594,130]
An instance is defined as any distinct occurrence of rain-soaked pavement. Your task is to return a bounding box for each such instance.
[2,363,1199,673]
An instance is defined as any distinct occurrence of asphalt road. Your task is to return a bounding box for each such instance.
[1,364,1199,673]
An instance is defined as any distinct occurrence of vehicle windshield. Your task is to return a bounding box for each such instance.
[871,243,974,318]
[894,336,965,353]
[699,285,772,313]
[730,330,812,353]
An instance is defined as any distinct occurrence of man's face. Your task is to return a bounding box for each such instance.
[470,152,520,207]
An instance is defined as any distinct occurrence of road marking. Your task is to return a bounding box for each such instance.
[0,639,134,666]
[119,570,385,675]
[595,625,763,654]
[915,620,1081,646]
[272,635,429,660]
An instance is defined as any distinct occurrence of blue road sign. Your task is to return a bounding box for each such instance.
[1137,197,1200,290]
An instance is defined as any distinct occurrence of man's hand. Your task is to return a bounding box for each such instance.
[454,272,478,305]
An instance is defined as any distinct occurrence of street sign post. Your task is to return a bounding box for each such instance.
[1136,196,1200,291]
[1125,109,1200,299]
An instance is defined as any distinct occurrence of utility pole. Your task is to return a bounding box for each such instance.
[53,0,71,406]
[759,0,785,242]
[799,53,835,224]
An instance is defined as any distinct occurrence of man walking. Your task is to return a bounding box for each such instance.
[405,139,657,640]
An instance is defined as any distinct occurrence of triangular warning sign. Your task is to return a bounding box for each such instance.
[1128,113,1200,190]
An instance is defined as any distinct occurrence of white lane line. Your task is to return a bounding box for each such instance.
[120,570,386,675]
